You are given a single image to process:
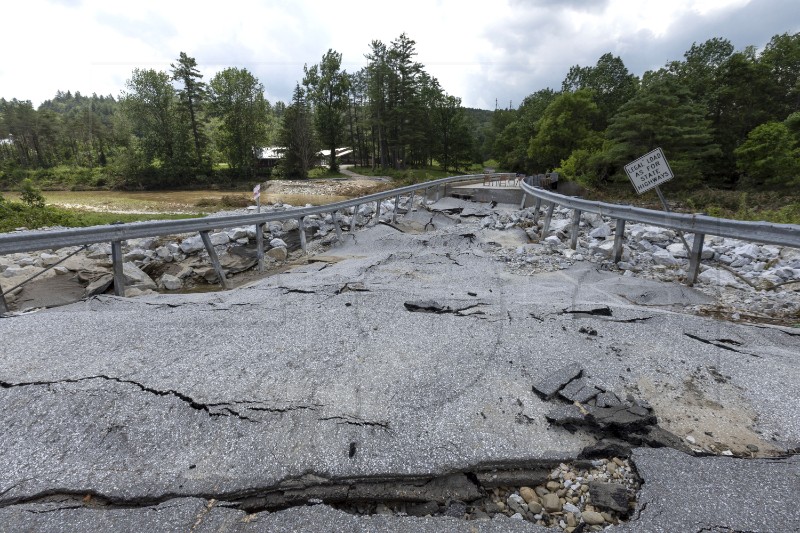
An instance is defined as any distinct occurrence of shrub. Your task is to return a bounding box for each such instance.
[220,195,251,208]
[19,179,45,208]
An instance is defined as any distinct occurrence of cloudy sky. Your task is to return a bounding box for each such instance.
[3,0,799,110]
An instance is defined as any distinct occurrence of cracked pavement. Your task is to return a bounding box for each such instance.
[1,207,799,531]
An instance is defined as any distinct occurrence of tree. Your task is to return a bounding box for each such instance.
[759,32,800,119]
[602,76,720,186]
[562,53,638,127]
[171,52,208,170]
[278,85,318,179]
[303,49,350,171]
[488,89,558,173]
[431,93,467,172]
[120,68,197,185]
[209,67,272,178]
[528,89,601,171]
[734,121,800,188]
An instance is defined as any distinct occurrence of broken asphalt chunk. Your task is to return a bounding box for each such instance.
[545,405,588,426]
[558,376,602,403]
[587,403,658,431]
[532,364,584,400]
[589,481,629,513]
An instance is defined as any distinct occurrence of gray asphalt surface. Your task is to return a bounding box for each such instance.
[1,204,798,531]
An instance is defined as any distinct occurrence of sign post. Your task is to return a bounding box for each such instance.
[253,184,264,272]
[624,148,690,253]
[253,184,261,213]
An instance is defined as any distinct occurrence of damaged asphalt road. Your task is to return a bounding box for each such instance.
[0,211,799,531]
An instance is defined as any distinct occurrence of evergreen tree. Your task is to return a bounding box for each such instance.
[303,49,350,171]
[278,85,318,179]
[171,52,208,170]
[602,76,720,186]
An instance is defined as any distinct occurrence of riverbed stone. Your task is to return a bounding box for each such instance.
[267,247,288,262]
[179,235,205,254]
[159,274,182,291]
[542,493,561,512]
[582,510,605,525]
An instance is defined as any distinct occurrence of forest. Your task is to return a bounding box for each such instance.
[0,32,798,197]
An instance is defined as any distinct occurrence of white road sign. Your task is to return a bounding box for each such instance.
[624,148,674,194]
[253,184,261,199]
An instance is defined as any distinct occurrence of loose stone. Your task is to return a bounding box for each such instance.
[582,510,605,525]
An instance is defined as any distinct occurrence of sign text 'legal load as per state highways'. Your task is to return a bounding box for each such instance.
[624,148,674,194]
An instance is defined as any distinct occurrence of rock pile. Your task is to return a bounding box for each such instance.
[483,204,799,324]
[0,198,417,309]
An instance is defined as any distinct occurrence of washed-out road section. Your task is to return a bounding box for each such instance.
[0,206,798,531]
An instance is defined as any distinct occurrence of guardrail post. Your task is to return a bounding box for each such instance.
[613,219,626,263]
[256,223,265,273]
[374,199,381,225]
[532,197,543,224]
[351,205,360,233]
[111,240,125,296]
[519,191,528,209]
[570,209,582,250]
[297,217,307,254]
[542,202,555,236]
[0,286,8,314]
[686,233,705,286]
[332,211,343,242]
[392,194,401,223]
[200,231,229,290]
[409,191,415,211]
[435,185,442,201]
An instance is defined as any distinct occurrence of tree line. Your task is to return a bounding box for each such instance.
[1,32,797,191]
[0,34,479,188]
[484,33,800,191]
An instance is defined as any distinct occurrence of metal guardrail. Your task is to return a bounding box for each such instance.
[518,177,800,284]
[0,173,513,312]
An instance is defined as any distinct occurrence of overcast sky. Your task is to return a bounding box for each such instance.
[3,0,799,110]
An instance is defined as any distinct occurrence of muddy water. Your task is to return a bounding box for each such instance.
[7,190,352,214]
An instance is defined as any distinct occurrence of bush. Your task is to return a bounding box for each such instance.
[19,179,45,208]
[220,194,252,208]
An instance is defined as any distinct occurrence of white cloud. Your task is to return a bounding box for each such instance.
[2,0,798,109]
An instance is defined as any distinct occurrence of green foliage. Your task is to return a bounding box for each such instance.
[679,189,800,224]
[171,52,209,170]
[734,121,800,188]
[209,68,272,179]
[277,85,318,179]
[556,148,605,188]
[562,53,639,127]
[601,75,719,186]
[303,49,350,171]
[0,199,197,233]
[528,89,602,171]
[19,178,45,207]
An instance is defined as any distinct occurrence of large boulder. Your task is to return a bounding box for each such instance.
[179,235,205,254]
[122,262,157,290]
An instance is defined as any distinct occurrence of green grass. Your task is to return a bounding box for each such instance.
[574,181,800,225]
[0,200,201,233]
[307,167,348,179]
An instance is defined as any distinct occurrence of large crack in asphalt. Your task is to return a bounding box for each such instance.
[0,457,642,528]
[0,376,321,422]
